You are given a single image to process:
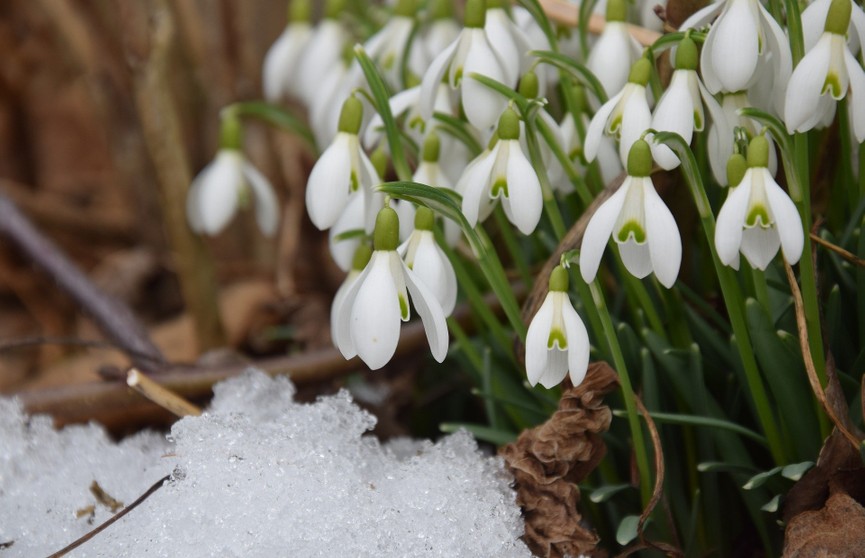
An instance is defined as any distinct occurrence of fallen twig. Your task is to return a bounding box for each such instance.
[127,368,202,417]
[45,475,170,558]
[538,0,663,45]
[0,191,166,372]
[809,233,865,267]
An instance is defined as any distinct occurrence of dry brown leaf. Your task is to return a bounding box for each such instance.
[783,492,865,557]
[500,362,619,558]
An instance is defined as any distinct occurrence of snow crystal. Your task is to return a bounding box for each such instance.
[0,370,529,557]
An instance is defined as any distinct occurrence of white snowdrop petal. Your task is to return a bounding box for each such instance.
[538,349,570,389]
[714,176,753,266]
[460,148,499,227]
[679,0,724,32]
[351,253,402,370]
[335,260,375,359]
[644,179,682,287]
[784,37,832,133]
[618,239,653,278]
[740,226,781,270]
[801,0,830,51]
[710,0,760,92]
[525,295,555,386]
[196,152,243,235]
[588,22,636,97]
[561,299,590,387]
[758,4,793,114]
[329,192,366,272]
[580,180,630,284]
[242,161,279,237]
[703,85,733,186]
[263,25,311,101]
[306,134,353,230]
[331,270,361,357]
[844,50,865,143]
[762,171,804,265]
[410,232,456,315]
[485,9,521,85]
[584,91,623,162]
[402,260,450,363]
[502,145,543,235]
[186,172,205,233]
[650,72,695,170]
[297,21,345,104]
[463,40,509,131]
[419,40,459,121]
[618,88,653,166]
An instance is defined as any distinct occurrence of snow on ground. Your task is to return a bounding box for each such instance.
[0,370,529,557]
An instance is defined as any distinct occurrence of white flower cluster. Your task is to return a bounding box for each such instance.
[185,0,863,387]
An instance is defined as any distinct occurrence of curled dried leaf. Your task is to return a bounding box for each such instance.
[500,362,619,558]
[783,492,865,557]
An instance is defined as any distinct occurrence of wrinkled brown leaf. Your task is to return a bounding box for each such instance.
[500,362,619,558]
[783,492,865,557]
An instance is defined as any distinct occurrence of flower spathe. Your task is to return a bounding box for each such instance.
[458,108,543,235]
[715,137,804,270]
[333,207,449,370]
[306,96,381,231]
[525,265,590,388]
[580,140,682,288]
[187,148,278,237]
[784,0,865,142]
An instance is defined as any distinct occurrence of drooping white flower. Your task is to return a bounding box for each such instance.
[410,133,461,246]
[262,0,312,102]
[715,137,803,270]
[361,0,420,89]
[306,96,381,230]
[398,207,458,315]
[580,140,682,288]
[331,243,372,344]
[423,0,462,60]
[458,108,543,234]
[526,265,590,389]
[419,0,511,131]
[586,0,643,99]
[512,6,555,88]
[329,191,366,272]
[707,91,777,186]
[295,1,348,106]
[785,0,865,142]
[561,111,623,186]
[650,37,729,170]
[484,0,533,86]
[680,0,792,113]
[187,147,278,237]
[802,0,865,54]
[584,57,653,167]
[333,207,449,370]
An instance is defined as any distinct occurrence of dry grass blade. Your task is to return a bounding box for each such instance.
[784,262,861,451]
[809,233,865,267]
[127,368,202,417]
[45,474,170,558]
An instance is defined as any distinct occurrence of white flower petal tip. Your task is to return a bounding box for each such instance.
[714,167,803,270]
[187,150,279,237]
[306,133,376,231]
[402,229,458,317]
[581,176,681,287]
[525,291,590,389]
[335,250,450,371]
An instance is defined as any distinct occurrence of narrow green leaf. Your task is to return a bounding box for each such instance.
[743,467,783,490]
[466,73,531,113]
[227,101,317,153]
[589,484,632,503]
[433,112,483,156]
[697,461,758,474]
[612,409,768,445]
[332,228,367,242]
[616,515,641,546]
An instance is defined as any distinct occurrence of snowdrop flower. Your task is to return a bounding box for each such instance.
[362,0,420,89]
[715,136,803,270]
[363,84,454,151]
[680,0,791,113]
[295,0,348,106]
[560,85,623,186]
[584,57,653,167]
[458,108,543,234]
[262,0,312,102]
[580,139,682,288]
[331,243,372,344]
[333,207,449,370]
[419,0,511,131]
[785,0,865,142]
[484,0,532,86]
[707,91,777,186]
[409,133,461,246]
[586,0,643,99]
[398,207,458,315]
[187,118,278,237]
[423,0,462,60]
[525,265,590,388]
[802,0,865,54]
[306,96,381,231]
[650,37,729,170]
